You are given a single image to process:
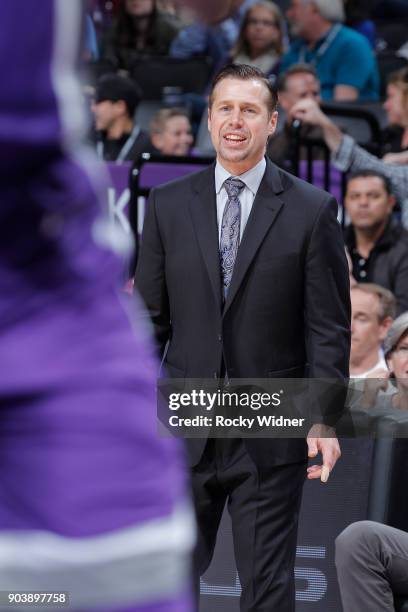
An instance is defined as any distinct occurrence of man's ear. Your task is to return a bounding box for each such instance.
[207,105,212,132]
[268,110,279,137]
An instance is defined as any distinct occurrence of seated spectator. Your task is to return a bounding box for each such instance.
[350,284,395,378]
[336,519,408,610]
[382,66,408,156]
[290,97,408,224]
[91,74,154,162]
[150,108,194,155]
[343,170,408,315]
[230,1,285,76]
[267,63,322,168]
[169,0,257,75]
[102,0,181,71]
[280,0,379,101]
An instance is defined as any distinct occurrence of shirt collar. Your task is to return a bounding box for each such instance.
[302,23,337,54]
[215,157,266,196]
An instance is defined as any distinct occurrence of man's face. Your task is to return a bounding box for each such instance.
[286,0,314,38]
[91,100,122,132]
[208,77,277,175]
[125,0,154,17]
[279,72,321,116]
[345,176,395,231]
[351,289,389,362]
[153,115,193,156]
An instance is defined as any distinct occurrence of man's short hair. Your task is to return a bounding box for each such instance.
[352,283,396,321]
[302,0,345,23]
[209,64,278,116]
[277,63,318,92]
[150,108,190,135]
[95,75,142,118]
[346,170,394,196]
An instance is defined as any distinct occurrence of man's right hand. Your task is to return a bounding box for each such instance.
[291,98,328,128]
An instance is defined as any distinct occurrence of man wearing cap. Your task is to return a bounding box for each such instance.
[135,63,350,612]
[91,74,154,163]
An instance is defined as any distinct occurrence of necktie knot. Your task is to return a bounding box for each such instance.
[224,177,245,199]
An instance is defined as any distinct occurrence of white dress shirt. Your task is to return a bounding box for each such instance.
[214,158,266,244]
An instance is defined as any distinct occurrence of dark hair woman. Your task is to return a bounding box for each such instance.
[102,0,181,70]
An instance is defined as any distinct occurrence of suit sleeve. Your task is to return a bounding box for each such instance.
[304,196,351,425]
[304,195,351,379]
[134,188,170,358]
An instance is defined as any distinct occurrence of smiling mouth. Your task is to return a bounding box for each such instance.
[223,134,247,143]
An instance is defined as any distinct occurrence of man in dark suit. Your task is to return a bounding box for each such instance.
[135,64,350,611]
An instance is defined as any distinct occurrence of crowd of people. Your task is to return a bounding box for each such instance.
[85,3,408,611]
[86,0,408,364]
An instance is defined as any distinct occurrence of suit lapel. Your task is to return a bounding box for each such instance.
[189,165,222,309]
[223,160,285,316]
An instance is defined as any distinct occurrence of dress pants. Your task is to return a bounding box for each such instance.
[335,520,408,612]
[192,437,307,611]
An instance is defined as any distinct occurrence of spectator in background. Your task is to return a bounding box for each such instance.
[91,74,154,163]
[267,63,322,168]
[169,0,257,75]
[290,97,408,224]
[150,108,194,155]
[350,284,395,378]
[280,0,379,101]
[102,0,181,71]
[343,170,408,315]
[230,1,285,76]
[382,67,408,157]
[336,314,408,612]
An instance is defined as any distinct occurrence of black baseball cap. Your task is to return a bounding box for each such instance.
[95,75,142,117]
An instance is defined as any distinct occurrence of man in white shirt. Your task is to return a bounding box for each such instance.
[350,283,396,378]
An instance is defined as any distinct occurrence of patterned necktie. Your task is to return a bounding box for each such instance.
[220,177,245,299]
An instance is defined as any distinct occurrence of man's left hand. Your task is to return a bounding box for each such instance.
[306,424,341,483]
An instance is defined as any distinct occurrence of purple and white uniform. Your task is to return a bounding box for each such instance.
[0,1,193,610]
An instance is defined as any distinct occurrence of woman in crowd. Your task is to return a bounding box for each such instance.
[382,66,408,156]
[102,0,181,70]
[230,1,285,78]
[360,312,408,410]
[150,108,194,156]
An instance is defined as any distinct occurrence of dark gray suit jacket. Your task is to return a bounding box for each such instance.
[135,158,351,466]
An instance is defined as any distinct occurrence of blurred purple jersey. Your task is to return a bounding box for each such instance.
[0,1,193,610]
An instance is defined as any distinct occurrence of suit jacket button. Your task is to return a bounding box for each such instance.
[218,334,222,341]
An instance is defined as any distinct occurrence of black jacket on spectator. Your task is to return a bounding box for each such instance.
[96,129,154,163]
[345,219,408,315]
